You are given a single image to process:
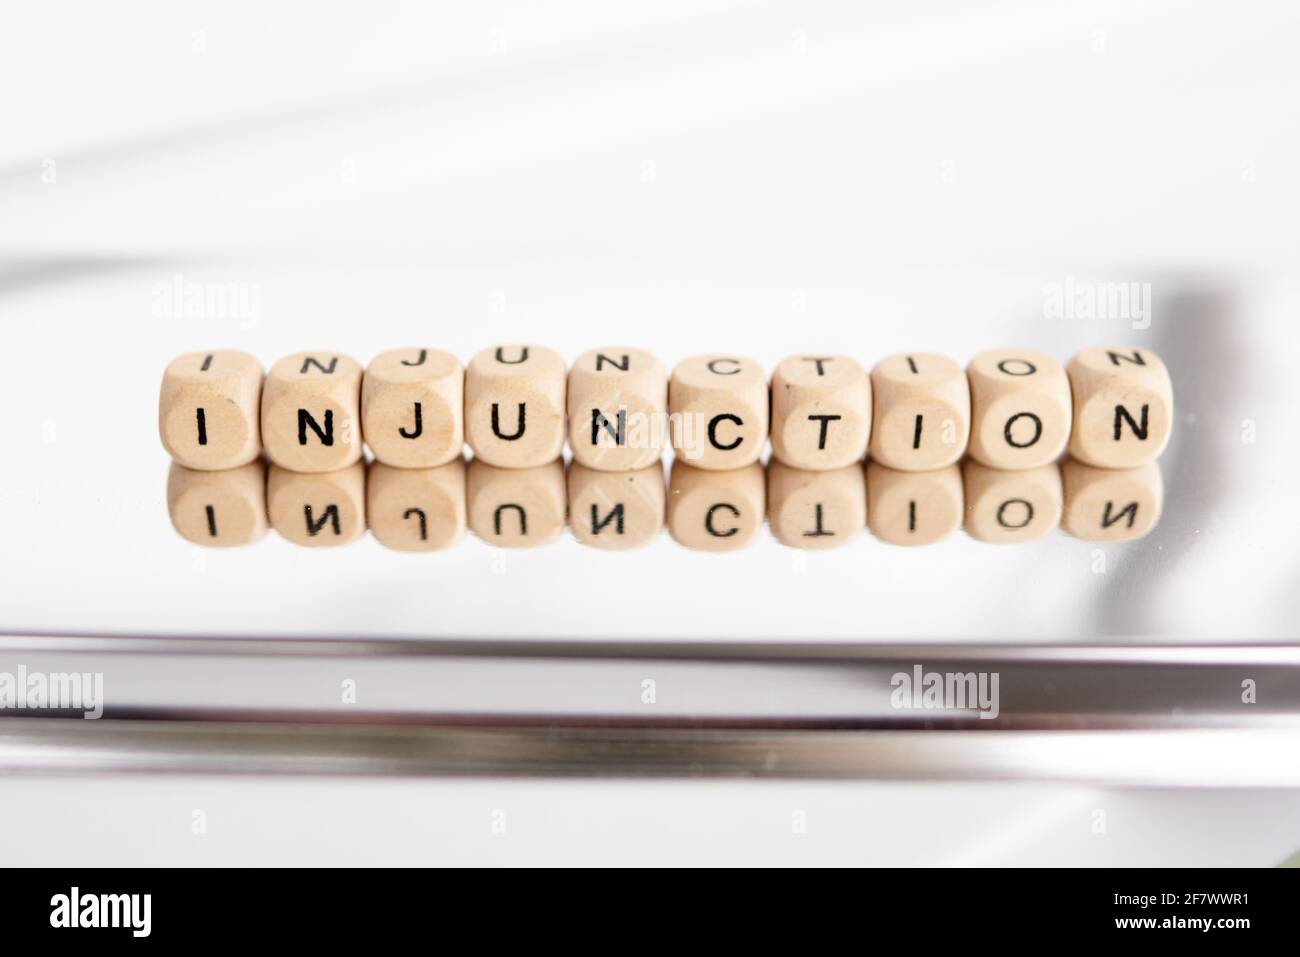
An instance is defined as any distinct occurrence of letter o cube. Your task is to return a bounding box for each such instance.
[967,348,1071,470]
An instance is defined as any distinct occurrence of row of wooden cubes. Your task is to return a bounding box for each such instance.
[168,455,1162,551]
[160,345,1173,475]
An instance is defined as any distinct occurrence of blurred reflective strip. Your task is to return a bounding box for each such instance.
[3,721,1300,786]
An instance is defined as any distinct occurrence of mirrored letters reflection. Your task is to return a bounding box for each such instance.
[166,457,1162,551]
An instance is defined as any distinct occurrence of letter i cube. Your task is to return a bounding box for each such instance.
[159,350,263,469]
[868,353,969,471]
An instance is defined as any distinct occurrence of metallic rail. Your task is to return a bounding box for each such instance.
[2,634,1298,783]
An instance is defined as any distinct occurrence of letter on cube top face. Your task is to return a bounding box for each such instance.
[466,459,567,548]
[962,460,1062,544]
[166,460,267,547]
[866,461,964,546]
[567,347,668,472]
[1060,457,1163,543]
[868,353,970,471]
[261,352,364,473]
[159,350,263,470]
[362,348,464,469]
[366,460,467,552]
[668,355,768,470]
[770,355,871,471]
[967,348,1072,470]
[567,462,665,549]
[266,461,367,547]
[465,345,567,469]
[766,461,866,549]
[1067,346,1173,468]
[666,460,765,551]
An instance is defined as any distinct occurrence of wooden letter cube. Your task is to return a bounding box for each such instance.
[668,355,768,470]
[267,462,367,546]
[362,348,464,468]
[367,460,467,552]
[166,460,267,546]
[465,345,566,469]
[866,462,963,546]
[1061,458,1163,542]
[962,460,1062,544]
[666,460,765,551]
[159,350,262,470]
[1067,346,1173,468]
[770,355,871,470]
[567,347,668,471]
[467,459,566,548]
[766,461,866,549]
[967,348,1071,469]
[568,462,665,549]
[868,353,970,471]
[261,352,364,472]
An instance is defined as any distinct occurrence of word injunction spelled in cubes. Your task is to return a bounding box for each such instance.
[160,344,1174,550]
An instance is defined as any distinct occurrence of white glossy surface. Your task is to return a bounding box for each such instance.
[1,0,1297,646]
[3,0,1300,871]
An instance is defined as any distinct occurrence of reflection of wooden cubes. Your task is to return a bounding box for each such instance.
[669,355,768,470]
[568,463,665,549]
[465,345,566,469]
[766,461,866,549]
[1067,346,1173,468]
[868,353,969,471]
[770,355,871,470]
[166,461,267,546]
[962,460,1062,544]
[361,348,463,468]
[1061,458,1163,542]
[261,352,364,472]
[866,462,963,546]
[159,350,263,470]
[967,348,1071,470]
[267,462,366,546]
[567,347,667,471]
[466,459,566,547]
[666,461,765,551]
[367,460,467,551]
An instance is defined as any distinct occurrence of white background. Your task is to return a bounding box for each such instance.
[2,0,1299,865]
